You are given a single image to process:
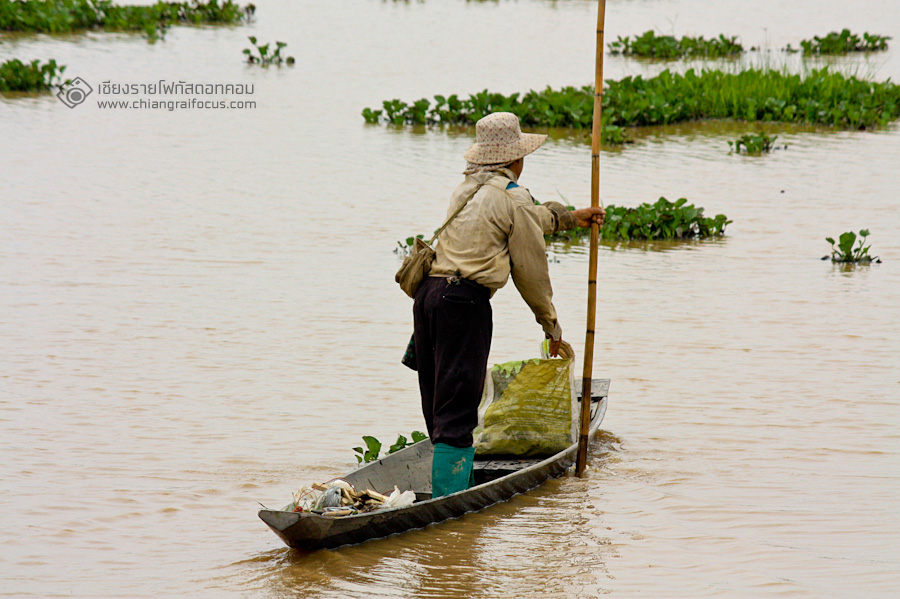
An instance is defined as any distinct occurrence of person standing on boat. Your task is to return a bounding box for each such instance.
[414,112,605,498]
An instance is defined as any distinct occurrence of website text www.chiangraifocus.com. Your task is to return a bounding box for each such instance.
[98,98,256,110]
[57,78,257,111]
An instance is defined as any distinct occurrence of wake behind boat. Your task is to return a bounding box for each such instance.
[259,379,609,551]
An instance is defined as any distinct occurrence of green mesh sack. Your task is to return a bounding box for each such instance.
[473,357,577,458]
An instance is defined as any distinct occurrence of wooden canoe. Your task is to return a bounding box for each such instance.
[259,379,610,551]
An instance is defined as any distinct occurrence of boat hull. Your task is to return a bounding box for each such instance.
[259,382,608,551]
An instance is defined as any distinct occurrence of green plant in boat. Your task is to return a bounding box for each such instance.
[388,431,427,454]
[825,230,880,263]
[729,131,779,154]
[608,30,744,59]
[0,58,68,92]
[243,36,294,65]
[353,436,381,464]
[353,431,427,464]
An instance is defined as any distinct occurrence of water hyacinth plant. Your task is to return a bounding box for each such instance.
[824,230,880,263]
[353,431,427,464]
[0,58,67,92]
[797,30,891,55]
[400,199,731,247]
[729,132,780,154]
[363,68,900,141]
[363,89,628,144]
[608,30,744,59]
[548,198,731,242]
[0,0,255,40]
[243,36,295,65]
[395,234,425,255]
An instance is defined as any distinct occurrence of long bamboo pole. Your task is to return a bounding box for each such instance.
[575,0,607,478]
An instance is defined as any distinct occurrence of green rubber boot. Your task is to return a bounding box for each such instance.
[432,443,475,498]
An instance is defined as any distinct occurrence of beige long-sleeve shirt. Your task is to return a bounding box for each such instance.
[430,168,576,341]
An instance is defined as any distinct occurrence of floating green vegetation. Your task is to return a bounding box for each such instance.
[604,68,900,131]
[399,198,730,248]
[0,57,67,92]
[395,234,424,255]
[788,30,891,55]
[548,198,731,242]
[729,131,780,154]
[353,431,427,464]
[824,230,880,263]
[362,91,627,144]
[608,30,743,59]
[243,36,294,66]
[0,0,254,40]
[363,68,900,143]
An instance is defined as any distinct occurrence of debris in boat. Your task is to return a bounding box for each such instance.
[384,486,416,508]
[290,479,415,515]
[323,485,343,508]
[320,507,356,517]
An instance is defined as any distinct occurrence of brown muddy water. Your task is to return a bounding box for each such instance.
[2,1,899,597]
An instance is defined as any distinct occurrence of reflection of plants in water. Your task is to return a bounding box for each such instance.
[609,30,743,59]
[363,68,900,143]
[824,230,881,263]
[0,0,255,41]
[790,30,891,55]
[0,58,68,92]
[729,131,781,154]
[243,37,294,66]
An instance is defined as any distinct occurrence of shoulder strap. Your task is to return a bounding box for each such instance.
[427,182,485,245]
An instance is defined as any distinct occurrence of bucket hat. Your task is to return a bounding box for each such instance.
[463,112,547,165]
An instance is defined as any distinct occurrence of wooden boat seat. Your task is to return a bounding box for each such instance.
[473,457,543,485]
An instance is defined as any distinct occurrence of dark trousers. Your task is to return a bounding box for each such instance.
[413,276,492,448]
